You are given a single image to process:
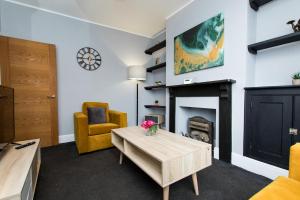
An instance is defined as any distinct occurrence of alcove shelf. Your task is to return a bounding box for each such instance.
[146,62,166,72]
[250,0,274,11]
[144,84,166,90]
[144,105,166,109]
[144,40,166,55]
[248,32,300,54]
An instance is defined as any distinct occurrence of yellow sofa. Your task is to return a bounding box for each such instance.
[250,143,300,200]
[74,102,127,154]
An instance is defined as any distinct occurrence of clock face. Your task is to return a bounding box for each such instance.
[76,47,102,71]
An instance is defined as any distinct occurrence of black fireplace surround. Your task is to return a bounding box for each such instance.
[167,79,236,163]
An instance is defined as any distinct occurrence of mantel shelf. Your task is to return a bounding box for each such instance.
[144,40,166,55]
[166,79,236,88]
[144,84,166,90]
[250,0,273,11]
[248,32,300,54]
[147,62,166,72]
[144,105,166,109]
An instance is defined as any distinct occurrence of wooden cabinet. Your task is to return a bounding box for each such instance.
[244,86,300,169]
[0,139,41,200]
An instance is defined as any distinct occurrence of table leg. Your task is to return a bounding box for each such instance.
[163,186,169,200]
[192,173,199,196]
[119,152,123,165]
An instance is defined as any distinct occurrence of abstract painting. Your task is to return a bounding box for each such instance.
[174,13,224,75]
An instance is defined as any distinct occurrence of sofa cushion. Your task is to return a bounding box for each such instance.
[83,102,110,122]
[250,176,300,200]
[88,123,119,136]
[87,107,107,124]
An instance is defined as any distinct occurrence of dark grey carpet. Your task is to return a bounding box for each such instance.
[34,142,271,200]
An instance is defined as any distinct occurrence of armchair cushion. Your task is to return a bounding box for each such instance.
[88,123,119,136]
[87,107,106,124]
[83,102,110,122]
[250,176,300,200]
[289,143,300,182]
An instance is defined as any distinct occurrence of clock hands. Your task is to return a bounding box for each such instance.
[77,47,101,71]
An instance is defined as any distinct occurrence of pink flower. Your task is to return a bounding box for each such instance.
[141,120,155,129]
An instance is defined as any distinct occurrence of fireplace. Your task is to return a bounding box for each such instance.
[168,79,235,163]
[186,116,214,144]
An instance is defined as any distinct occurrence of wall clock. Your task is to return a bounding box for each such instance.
[76,47,102,71]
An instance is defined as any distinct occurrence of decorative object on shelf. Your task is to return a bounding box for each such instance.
[145,114,165,125]
[174,13,224,75]
[141,120,158,136]
[155,81,162,85]
[127,65,146,125]
[287,19,300,33]
[292,72,300,85]
[155,57,161,65]
[155,100,159,105]
[77,47,102,71]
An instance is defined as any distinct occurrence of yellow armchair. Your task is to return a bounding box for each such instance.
[74,102,127,154]
[250,143,300,200]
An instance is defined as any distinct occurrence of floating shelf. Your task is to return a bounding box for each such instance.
[145,40,166,55]
[144,84,166,90]
[248,32,300,54]
[147,62,166,72]
[144,105,166,109]
[250,0,273,11]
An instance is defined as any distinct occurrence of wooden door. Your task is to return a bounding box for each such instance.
[1,36,58,147]
[246,95,292,169]
[0,37,10,86]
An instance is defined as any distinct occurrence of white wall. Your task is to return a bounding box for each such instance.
[0,1,151,137]
[254,0,300,86]
[166,0,249,155]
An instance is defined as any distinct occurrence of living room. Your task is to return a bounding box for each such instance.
[0,0,299,200]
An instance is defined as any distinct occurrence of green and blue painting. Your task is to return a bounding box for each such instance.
[174,13,224,75]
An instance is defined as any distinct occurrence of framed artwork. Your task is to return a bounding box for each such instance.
[174,13,224,75]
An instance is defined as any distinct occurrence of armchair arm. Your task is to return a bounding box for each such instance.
[289,143,300,181]
[74,112,89,153]
[109,110,127,128]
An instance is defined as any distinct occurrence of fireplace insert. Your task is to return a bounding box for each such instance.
[184,116,214,145]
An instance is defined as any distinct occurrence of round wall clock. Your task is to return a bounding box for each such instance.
[76,47,102,71]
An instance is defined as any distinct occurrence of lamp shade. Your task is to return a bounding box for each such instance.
[127,65,146,81]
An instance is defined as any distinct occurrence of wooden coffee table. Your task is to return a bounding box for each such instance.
[111,126,212,200]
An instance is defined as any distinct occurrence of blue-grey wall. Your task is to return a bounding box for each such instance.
[0,1,151,139]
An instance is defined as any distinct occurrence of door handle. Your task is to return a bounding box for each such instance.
[289,128,298,136]
[47,95,56,99]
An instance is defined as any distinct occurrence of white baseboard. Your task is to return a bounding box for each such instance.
[59,134,74,143]
[231,152,288,180]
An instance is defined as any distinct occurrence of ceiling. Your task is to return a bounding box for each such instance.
[7,0,194,38]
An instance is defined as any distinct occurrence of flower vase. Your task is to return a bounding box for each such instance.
[292,79,300,86]
[145,125,158,136]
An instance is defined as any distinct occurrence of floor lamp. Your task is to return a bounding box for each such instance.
[127,65,146,125]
